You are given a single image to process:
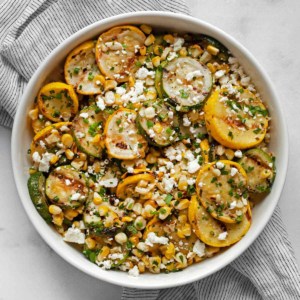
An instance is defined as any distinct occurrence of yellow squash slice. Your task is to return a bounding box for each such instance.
[95,25,146,82]
[104,108,148,160]
[30,122,72,157]
[188,195,251,247]
[116,173,155,200]
[38,82,78,122]
[196,160,248,223]
[204,89,268,149]
[64,41,103,95]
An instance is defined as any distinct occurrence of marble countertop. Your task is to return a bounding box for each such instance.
[1,0,300,299]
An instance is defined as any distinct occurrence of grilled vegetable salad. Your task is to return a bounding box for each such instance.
[27,24,275,277]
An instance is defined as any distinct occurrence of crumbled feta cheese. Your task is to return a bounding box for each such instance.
[135,67,150,79]
[230,167,238,177]
[187,159,201,174]
[242,197,248,206]
[145,232,169,247]
[71,193,81,201]
[148,129,155,138]
[98,178,118,188]
[75,131,85,139]
[96,95,106,111]
[60,125,70,132]
[127,167,134,173]
[168,111,174,119]
[39,152,54,172]
[193,240,206,257]
[198,181,203,188]
[65,179,71,186]
[144,106,156,119]
[230,201,237,209]
[162,177,176,193]
[218,232,228,241]
[80,112,89,119]
[185,70,202,81]
[212,168,221,177]
[63,227,85,244]
[109,253,124,260]
[216,161,225,169]
[228,57,238,64]
[215,70,226,79]
[183,115,191,127]
[32,151,41,163]
[173,37,185,52]
[234,150,243,158]
[185,150,195,162]
[167,51,177,61]
[187,178,196,185]
[99,260,112,270]
[116,86,126,95]
[104,91,115,105]
[128,265,140,277]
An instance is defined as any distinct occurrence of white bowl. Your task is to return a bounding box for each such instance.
[11,11,288,289]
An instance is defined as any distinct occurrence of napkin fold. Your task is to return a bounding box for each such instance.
[1,0,299,299]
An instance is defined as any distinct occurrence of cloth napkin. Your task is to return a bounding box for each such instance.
[1,0,300,299]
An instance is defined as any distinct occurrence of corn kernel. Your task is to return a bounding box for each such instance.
[159,206,172,220]
[146,90,157,100]
[178,214,187,224]
[143,199,157,208]
[200,51,212,64]
[97,246,110,261]
[139,192,153,200]
[175,252,187,268]
[115,232,127,244]
[145,34,155,46]
[28,108,39,120]
[132,203,142,215]
[93,192,102,205]
[52,213,64,226]
[161,47,171,60]
[163,34,174,44]
[132,249,143,258]
[85,237,96,250]
[189,45,203,58]
[122,216,133,222]
[165,243,175,259]
[207,63,217,73]
[50,155,59,165]
[49,205,62,215]
[141,255,150,267]
[29,168,37,175]
[134,216,147,230]
[65,149,74,160]
[64,209,79,220]
[129,235,139,246]
[224,148,235,160]
[140,24,152,34]
[146,153,157,164]
[138,262,145,273]
[139,45,147,56]
[261,169,273,179]
[179,47,187,57]
[104,79,117,91]
[178,176,188,191]
[176,199,190,210]
[61,133,74,148]
[152,56,161,67]
[79,153,87,161]
[92,134,101,144]
[207,45,220,56]
[181,223,191,236]
[114,93,122,105]
[128,76,135,88]
[93,74,106,85]
[153,45,163,55]
[153,123,163,134]
[98,205,109,216]
[149,256,161,273]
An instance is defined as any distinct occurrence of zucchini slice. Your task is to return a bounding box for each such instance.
[239,148,275,193]
[45,165,89,208]
[28,172,52,223]
[162,57,212,111]
[155,61,168,98]
[64,40,103,95]
[72,105,111,158]
[38,82,79,122]
[95,26,146,82]
[136,100,179,147]
[30,122,72,157]
[104,108,148,160]
[116,173,155,200]
[84,195,126,237]
[188,195,251,247]
[204,89,268,149]
[196,160,248,223]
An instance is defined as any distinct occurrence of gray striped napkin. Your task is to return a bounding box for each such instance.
[1,0,300,299]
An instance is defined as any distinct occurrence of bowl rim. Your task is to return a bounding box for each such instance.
[11,11,289,289]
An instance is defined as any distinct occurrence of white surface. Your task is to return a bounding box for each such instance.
[1,1,300,299]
